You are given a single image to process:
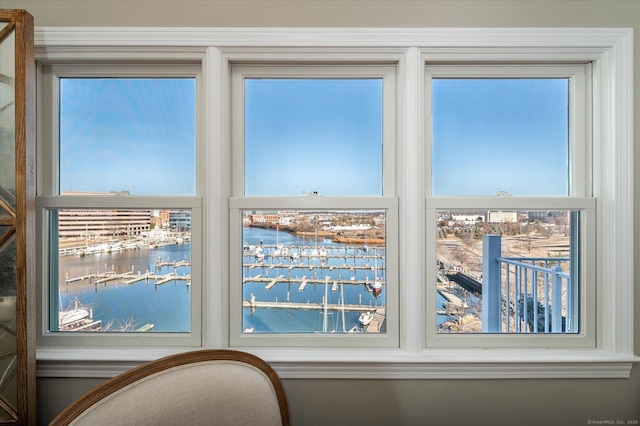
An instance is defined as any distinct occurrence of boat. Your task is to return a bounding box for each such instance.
[359,311,374,326]
[368,277,383,298]
[135,323,155,332]
[367,249,383,298]
[58,299,102,331]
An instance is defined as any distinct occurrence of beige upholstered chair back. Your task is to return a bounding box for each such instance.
[49,350,290,426]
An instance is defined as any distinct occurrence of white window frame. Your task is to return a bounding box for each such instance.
[33,28,637,380]
[228,62,400,348]
[424,64,596,348]
[35,62,205,348]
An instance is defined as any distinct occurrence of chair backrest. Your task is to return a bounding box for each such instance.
[49,350,290,426]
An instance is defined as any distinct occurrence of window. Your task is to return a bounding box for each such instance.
[34,28,636,379]
[228,65,399,348]
[37,64,203,347]
[425,65,595,347]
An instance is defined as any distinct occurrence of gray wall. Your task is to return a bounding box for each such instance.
[1,1,638,425]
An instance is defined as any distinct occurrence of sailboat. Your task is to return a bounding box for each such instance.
[367,247,383,298]
[321,279,348,333]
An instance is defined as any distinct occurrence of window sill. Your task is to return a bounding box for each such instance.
[36,347,639,379]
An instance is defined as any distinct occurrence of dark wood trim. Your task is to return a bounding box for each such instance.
[49,350,291,426]
[0,9,36,426]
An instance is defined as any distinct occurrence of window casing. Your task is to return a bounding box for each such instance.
[424,64,596,348]
[36,63,204,348]
[33,28,637,379]
[228,64,400,348]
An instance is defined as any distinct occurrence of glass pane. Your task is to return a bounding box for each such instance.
[0,30,16,211]
[435,210,578,333]
[59,78,196,196]
[244,79,383,196]
[54,209,191,333]
[432,79,569,196]
[242,210,386,333]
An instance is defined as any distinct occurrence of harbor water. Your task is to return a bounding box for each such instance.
[58,227,448,333]
[242,226,386,333]
[58,242,191,332]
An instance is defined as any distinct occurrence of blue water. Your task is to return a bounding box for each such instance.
[58,243,191,332]
[242,227,385,333]
[58,228,446,334]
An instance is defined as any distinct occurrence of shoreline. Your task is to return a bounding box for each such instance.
[246,223,386,246]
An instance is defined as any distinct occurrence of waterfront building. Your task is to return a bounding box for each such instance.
[58,209,152,239]
[159,209,171,228]
[527,210,570,222]
[451,213,483,225]
[486,210,518,224]
[169,209,192,231]
[249,213,280,224]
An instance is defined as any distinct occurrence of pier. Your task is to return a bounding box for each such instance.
[445,271,482,296]
[64,270,191,287]
[243,274,384,289]
[242,244,386,290]
[241,243,387,332]
[243,298,385,333]
[243,299,377,313]
[365,307,386,333]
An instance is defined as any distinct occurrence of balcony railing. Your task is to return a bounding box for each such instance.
[481,234,576,333]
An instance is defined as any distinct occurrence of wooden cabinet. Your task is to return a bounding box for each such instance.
[0,9,35,426]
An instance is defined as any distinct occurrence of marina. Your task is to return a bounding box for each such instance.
[64,270,191,287]
[58,242,192,333]
[241,227,387,334]
[56,225,388,334]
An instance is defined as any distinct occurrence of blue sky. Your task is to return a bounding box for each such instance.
[244,78,383,196]
[60,78,196,195]
[432,78,569,196]
[60,77,569,197]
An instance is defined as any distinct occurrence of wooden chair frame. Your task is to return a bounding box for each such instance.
[49,350,290,426]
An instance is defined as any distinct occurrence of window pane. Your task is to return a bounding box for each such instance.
[435,210,578,333]
[432,79,569,196]
[244,79,383,196]
[242,210,386,333]
[53,208,191,333]
[59,78,196,196]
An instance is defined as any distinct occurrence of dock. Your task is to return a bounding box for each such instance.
[135,323,155,332]
[243,261,383,273]
[437,289,469,315]
[265,275,284,290]
[243,299,380,313]
[365,307,386,333]
[156,259,191,269]
[298,276,308,291]
[445,271,482,295]
[65,270,191,286]
[243,274,385,289]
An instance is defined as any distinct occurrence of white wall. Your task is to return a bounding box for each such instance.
[2,1,638,424]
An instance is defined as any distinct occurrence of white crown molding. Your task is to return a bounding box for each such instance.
[35,27,632,49]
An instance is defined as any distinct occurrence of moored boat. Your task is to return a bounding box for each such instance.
[359,311,373,326]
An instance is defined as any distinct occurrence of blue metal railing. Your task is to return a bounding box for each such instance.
[481,235,575,333]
